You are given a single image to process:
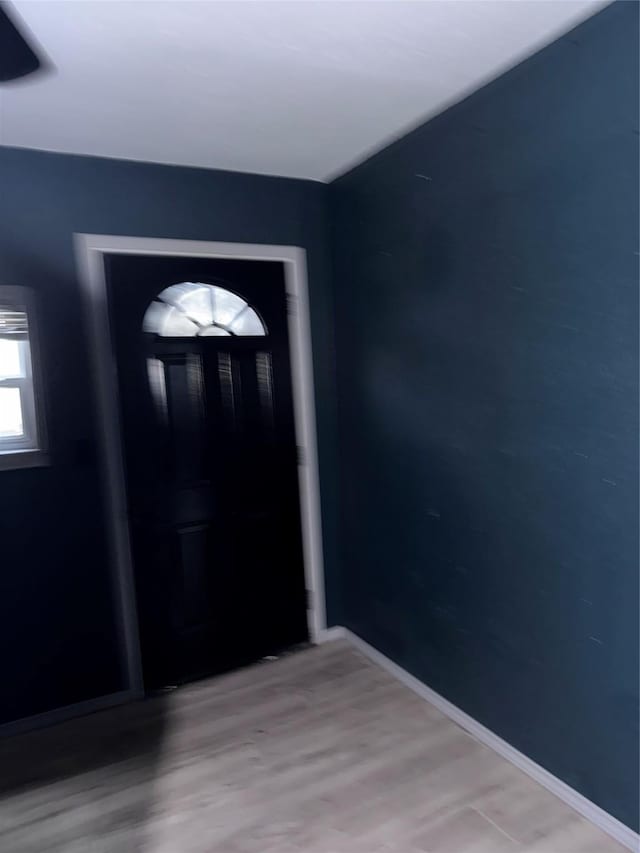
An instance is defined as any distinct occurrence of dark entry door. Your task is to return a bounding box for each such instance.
[105,254,309,690]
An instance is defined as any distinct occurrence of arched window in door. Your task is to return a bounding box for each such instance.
[142,282,267,337]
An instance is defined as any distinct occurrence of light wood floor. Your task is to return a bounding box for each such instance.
[0,641,627,853]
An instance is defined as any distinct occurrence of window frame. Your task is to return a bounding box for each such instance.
[0,286,48,471]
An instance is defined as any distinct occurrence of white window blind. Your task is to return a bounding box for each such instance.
[0,289,47,468]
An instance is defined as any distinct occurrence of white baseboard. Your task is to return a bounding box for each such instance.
[0,690,137,738]
[329,628,638,852]
[315,625,348,644]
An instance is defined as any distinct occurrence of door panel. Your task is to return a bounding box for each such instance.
[105,254,308,690]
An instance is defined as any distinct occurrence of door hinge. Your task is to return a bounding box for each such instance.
[297,445,306,465]
[286,293,298,316]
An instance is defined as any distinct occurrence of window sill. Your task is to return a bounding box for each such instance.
[0,449,49,471]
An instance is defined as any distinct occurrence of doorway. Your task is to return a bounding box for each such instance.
[76,237,326,695]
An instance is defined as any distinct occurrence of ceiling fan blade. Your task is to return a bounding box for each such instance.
[0,2,43,82]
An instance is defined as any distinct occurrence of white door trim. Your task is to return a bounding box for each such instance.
[75,234,327,696]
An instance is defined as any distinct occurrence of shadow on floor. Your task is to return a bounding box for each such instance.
[0,695,168,853]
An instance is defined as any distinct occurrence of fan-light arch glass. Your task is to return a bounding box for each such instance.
[143,282,267,337]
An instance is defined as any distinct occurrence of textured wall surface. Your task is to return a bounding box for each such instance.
[0,148,339,723]
[330,2,638,830]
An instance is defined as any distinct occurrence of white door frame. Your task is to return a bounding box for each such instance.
[75,234,327,696]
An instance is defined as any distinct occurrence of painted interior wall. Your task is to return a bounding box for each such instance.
[0,0,637,834]
[330,1,638,831]
[0,148,339,724]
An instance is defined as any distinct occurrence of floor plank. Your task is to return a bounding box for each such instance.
[0,641,627,852]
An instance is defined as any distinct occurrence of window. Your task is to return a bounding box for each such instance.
[142,282,267,337]
[0,287,47,469]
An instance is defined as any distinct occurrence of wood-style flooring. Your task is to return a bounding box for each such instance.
[0,641,627,852]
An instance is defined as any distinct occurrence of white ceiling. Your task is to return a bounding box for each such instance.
[0,1,606,181]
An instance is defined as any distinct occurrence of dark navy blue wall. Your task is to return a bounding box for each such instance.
[330,2,638,830]
[0,148,339,724]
